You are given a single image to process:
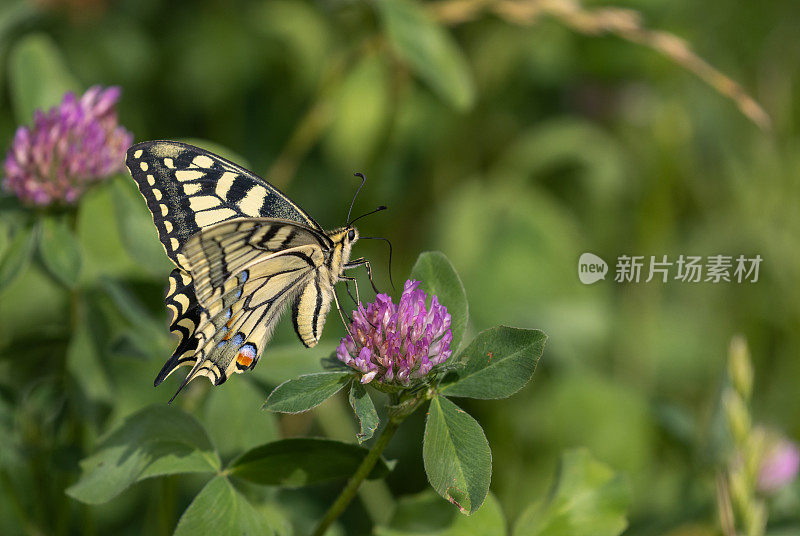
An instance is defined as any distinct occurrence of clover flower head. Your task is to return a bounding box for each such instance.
[3,85,132,206]
[337,280,453,385]
[758,437,800,493]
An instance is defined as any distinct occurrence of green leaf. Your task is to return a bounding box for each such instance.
[66,405,220,504]
[377,0,475,111]
[512,449,630,536]
[440,327,546,399]
[66,299,113,403]
[174,476,276,536]
[9,33,80,124]
[423,396,491,515]
[348,381,379,443]
[203,379,280,458]
[263,372,350,413]
[256,502,294,536]
[110,177,173,276]
[411,251,468,353]
[38,215,82,288]
[0,224,36,294]
[376,490,505,536]
[228,438,391,487]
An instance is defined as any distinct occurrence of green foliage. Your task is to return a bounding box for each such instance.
[423,396,491,515]
[9,32,79,123]
[173,476,277,536]
[251,341,339,385]
[411,251,469,352]
[99,277,171,358]
[66,299,113,402]
[440,327,546,399]
[0,0,794,534]
[0,223,36,293]
[376,491,506,536]
[324,53,392,168]
[67,405,220,504]
[38,215,81,288]
[228,438,391,486]
[377,0,475,110]
[263,371,351,413]
[109,177,172,277]
[349,381,379,443]
[513,449,630,536]
[203,378,280,458]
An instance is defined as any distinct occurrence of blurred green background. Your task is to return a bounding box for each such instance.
[0,0,798,534]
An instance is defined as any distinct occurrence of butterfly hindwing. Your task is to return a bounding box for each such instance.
[125,140,323,270]
[182,218,331,305]
[170,218,329,397]
[292,276,333,348]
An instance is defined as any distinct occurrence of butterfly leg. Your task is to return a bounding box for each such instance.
[336,279,381,330]
[341,275,360,305]
[331,288,355,339]
[344,257,380,294]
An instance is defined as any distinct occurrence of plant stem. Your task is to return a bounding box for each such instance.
[311,418,401,536]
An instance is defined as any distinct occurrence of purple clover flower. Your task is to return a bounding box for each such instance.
[337,280,453,385]
[758,437,800,493]
[3,85,132,206]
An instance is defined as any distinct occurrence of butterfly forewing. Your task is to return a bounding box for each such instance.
[126,140,323,270]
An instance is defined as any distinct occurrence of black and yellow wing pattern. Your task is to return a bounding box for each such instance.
[125,141,350,400]
[126,140,321,270]
[178,218,331,392]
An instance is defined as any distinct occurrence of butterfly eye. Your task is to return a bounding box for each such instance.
[348,229,355,241]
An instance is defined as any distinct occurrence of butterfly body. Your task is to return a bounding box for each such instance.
[125,141,366,400]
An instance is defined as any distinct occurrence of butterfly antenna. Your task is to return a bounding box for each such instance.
[347,172,368,224]
[349,205,387,226]
[360,236,395,290]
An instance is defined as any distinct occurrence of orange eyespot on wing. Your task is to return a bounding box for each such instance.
[236,343,257,370]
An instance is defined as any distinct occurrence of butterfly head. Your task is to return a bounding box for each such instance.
[329,225,359,251]
[327,225,359,244]
[324,225,359,274]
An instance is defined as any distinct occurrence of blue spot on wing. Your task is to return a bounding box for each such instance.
[240,343,257,358]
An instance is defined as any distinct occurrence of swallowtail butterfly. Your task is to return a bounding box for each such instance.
[126,141,380,402]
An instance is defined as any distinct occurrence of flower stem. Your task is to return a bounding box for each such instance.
[311,418,401,536]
